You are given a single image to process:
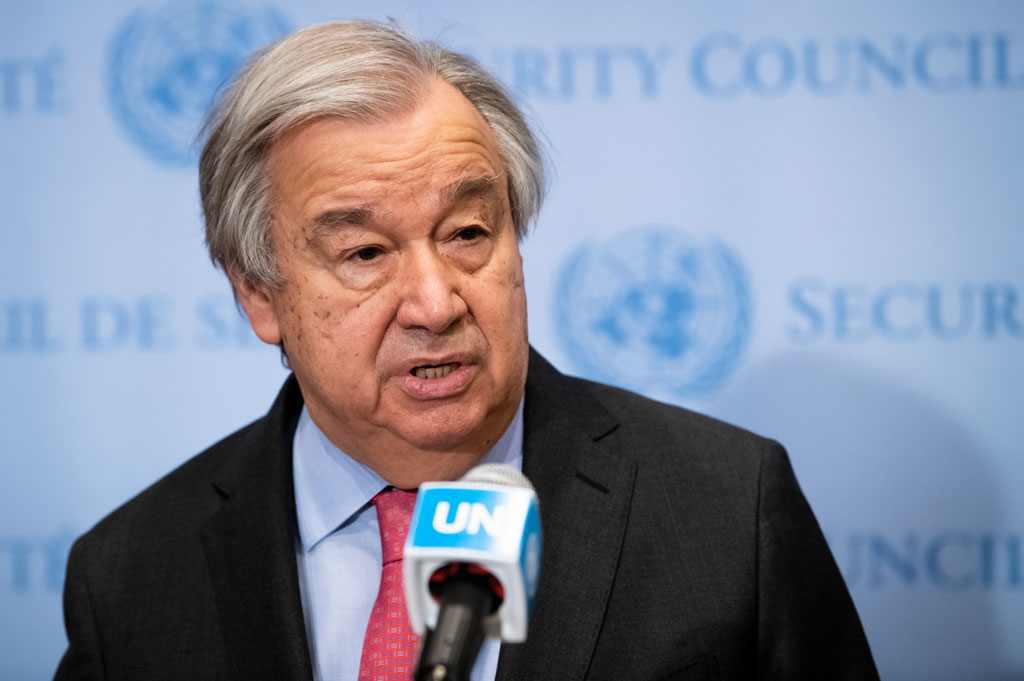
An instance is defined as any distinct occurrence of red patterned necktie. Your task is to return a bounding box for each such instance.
[358,488,420,681]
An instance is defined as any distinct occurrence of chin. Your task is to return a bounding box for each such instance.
[395,405,493,453]
[400,424,481,453]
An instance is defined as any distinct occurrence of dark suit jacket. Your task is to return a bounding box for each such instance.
[55,350,878,681]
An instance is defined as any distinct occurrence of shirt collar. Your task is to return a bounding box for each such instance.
[293,400,525,553]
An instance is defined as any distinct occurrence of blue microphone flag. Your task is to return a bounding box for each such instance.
[404,465,542,642]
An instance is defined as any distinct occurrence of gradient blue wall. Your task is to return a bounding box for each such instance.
[3,2,1022,679]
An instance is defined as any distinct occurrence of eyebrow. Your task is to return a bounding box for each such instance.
[438,174,504,208]
[310,207,375,237]
[307,173,504,239]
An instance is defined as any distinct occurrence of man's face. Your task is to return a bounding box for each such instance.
[237,79,529,486]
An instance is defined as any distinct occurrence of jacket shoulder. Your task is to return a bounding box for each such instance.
[70,376,302,563]
[71,414,267,559]
[565,371,783,471]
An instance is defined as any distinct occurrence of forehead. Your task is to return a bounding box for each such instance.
[267,79,507,213]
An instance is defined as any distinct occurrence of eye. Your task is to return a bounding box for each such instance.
[353,246,381,261]
[453,226,485,241]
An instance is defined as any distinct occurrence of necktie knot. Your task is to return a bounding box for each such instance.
[372,488,417,565]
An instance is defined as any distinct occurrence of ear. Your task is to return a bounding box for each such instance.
[232,274,283,346]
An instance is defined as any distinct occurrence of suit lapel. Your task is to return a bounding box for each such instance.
[497,351,637,681]
[201,377,314,681]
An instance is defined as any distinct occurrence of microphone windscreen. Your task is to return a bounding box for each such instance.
[460,463,534,490]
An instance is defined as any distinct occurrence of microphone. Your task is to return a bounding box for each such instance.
[404,463,542,681]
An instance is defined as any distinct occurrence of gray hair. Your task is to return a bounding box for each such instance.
[199,20,546,288]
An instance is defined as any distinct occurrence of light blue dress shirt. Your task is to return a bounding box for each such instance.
[293,402,525,681]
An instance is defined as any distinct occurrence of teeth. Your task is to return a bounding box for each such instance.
[413,363,456,379]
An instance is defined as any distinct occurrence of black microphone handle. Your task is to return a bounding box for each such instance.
[415,574,497,681]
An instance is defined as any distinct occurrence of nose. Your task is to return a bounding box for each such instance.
[394,246,468,333]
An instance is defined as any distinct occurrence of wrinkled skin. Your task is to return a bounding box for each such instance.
[235,79,529,488]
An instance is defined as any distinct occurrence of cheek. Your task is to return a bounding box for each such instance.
[274,289,307,346]
[502,250,527,314]
[319,295,398,376]
[312,306,334,339]
[475,257,528,346]
[275,284,381,363]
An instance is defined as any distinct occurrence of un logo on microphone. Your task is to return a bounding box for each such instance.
[555,226,752,397]
[108,1,288,165]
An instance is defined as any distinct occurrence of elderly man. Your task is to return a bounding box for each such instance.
[56,20,878,681]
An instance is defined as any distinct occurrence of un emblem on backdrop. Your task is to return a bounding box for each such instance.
[555,226,751,397]
[108,1,288,164]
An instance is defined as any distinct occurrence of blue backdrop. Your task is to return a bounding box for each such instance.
[3,2,1022,679]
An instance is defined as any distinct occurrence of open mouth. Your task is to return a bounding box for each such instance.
[411,363,460,380]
